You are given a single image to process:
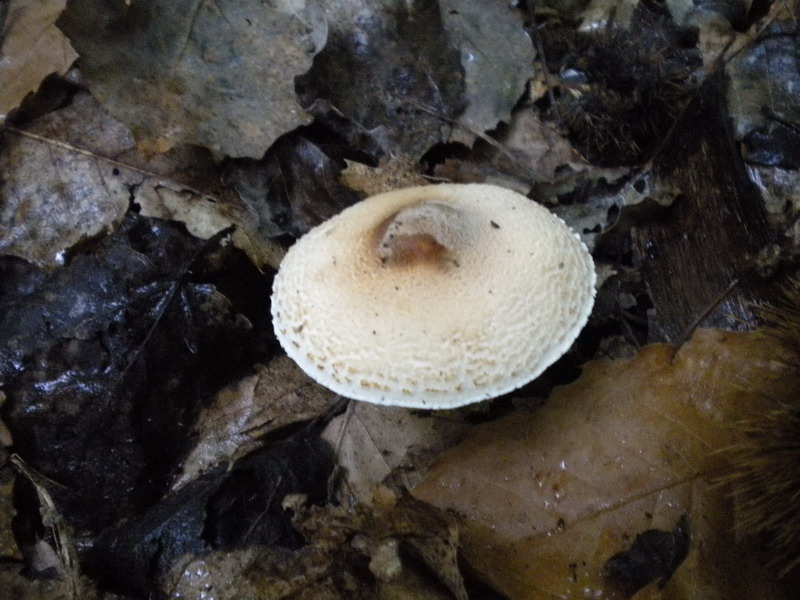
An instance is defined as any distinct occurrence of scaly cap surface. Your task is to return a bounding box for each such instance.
[271,183,596,408]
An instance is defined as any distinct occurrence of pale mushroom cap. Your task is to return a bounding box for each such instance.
[271,183,596,409]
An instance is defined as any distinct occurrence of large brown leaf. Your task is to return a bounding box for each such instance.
[414,329,797,599]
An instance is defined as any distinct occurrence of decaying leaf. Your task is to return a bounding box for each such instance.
[166,543,374,600]
[88,428,334,596]
[288,493,467,600]
[0,0,77,121]
[297,0,464,158]
[1,215,257,533]
[322,402,470,507]
[368,494,466,600]
[0,91,282,269]
[174,355,341,490]
[414,329,798,599]
[161,493,468,599]
[58,0,327,157]
[439,0,534,147]
[0,97,131,267]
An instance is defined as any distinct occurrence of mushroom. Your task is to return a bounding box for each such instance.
[271,183,596,409]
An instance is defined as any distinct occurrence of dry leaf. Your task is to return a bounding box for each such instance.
[440,0,534,147]
[58,0,327,157]
[0,92,282,268]
[341,158,429,198]
[0,0,77,121]
[492,110,576,184]
[321,402,469,507]
[414,329,797,600]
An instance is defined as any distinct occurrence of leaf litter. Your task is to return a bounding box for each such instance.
[297,0,534,158]
[414,329,800,600]
[1,0,800,598]
[0,0,77,122]
[174,355,341,491]
[57,0,328,158]
[0,90,283,269]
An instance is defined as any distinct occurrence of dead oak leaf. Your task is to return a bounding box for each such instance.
[414,328,798,600]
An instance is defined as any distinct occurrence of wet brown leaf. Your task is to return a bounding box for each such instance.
[2,215,257,533]
[414,329,797,600]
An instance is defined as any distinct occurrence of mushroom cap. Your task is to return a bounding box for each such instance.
[271,183,596,409]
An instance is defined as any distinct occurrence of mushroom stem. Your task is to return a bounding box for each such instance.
[375,201,462,267]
